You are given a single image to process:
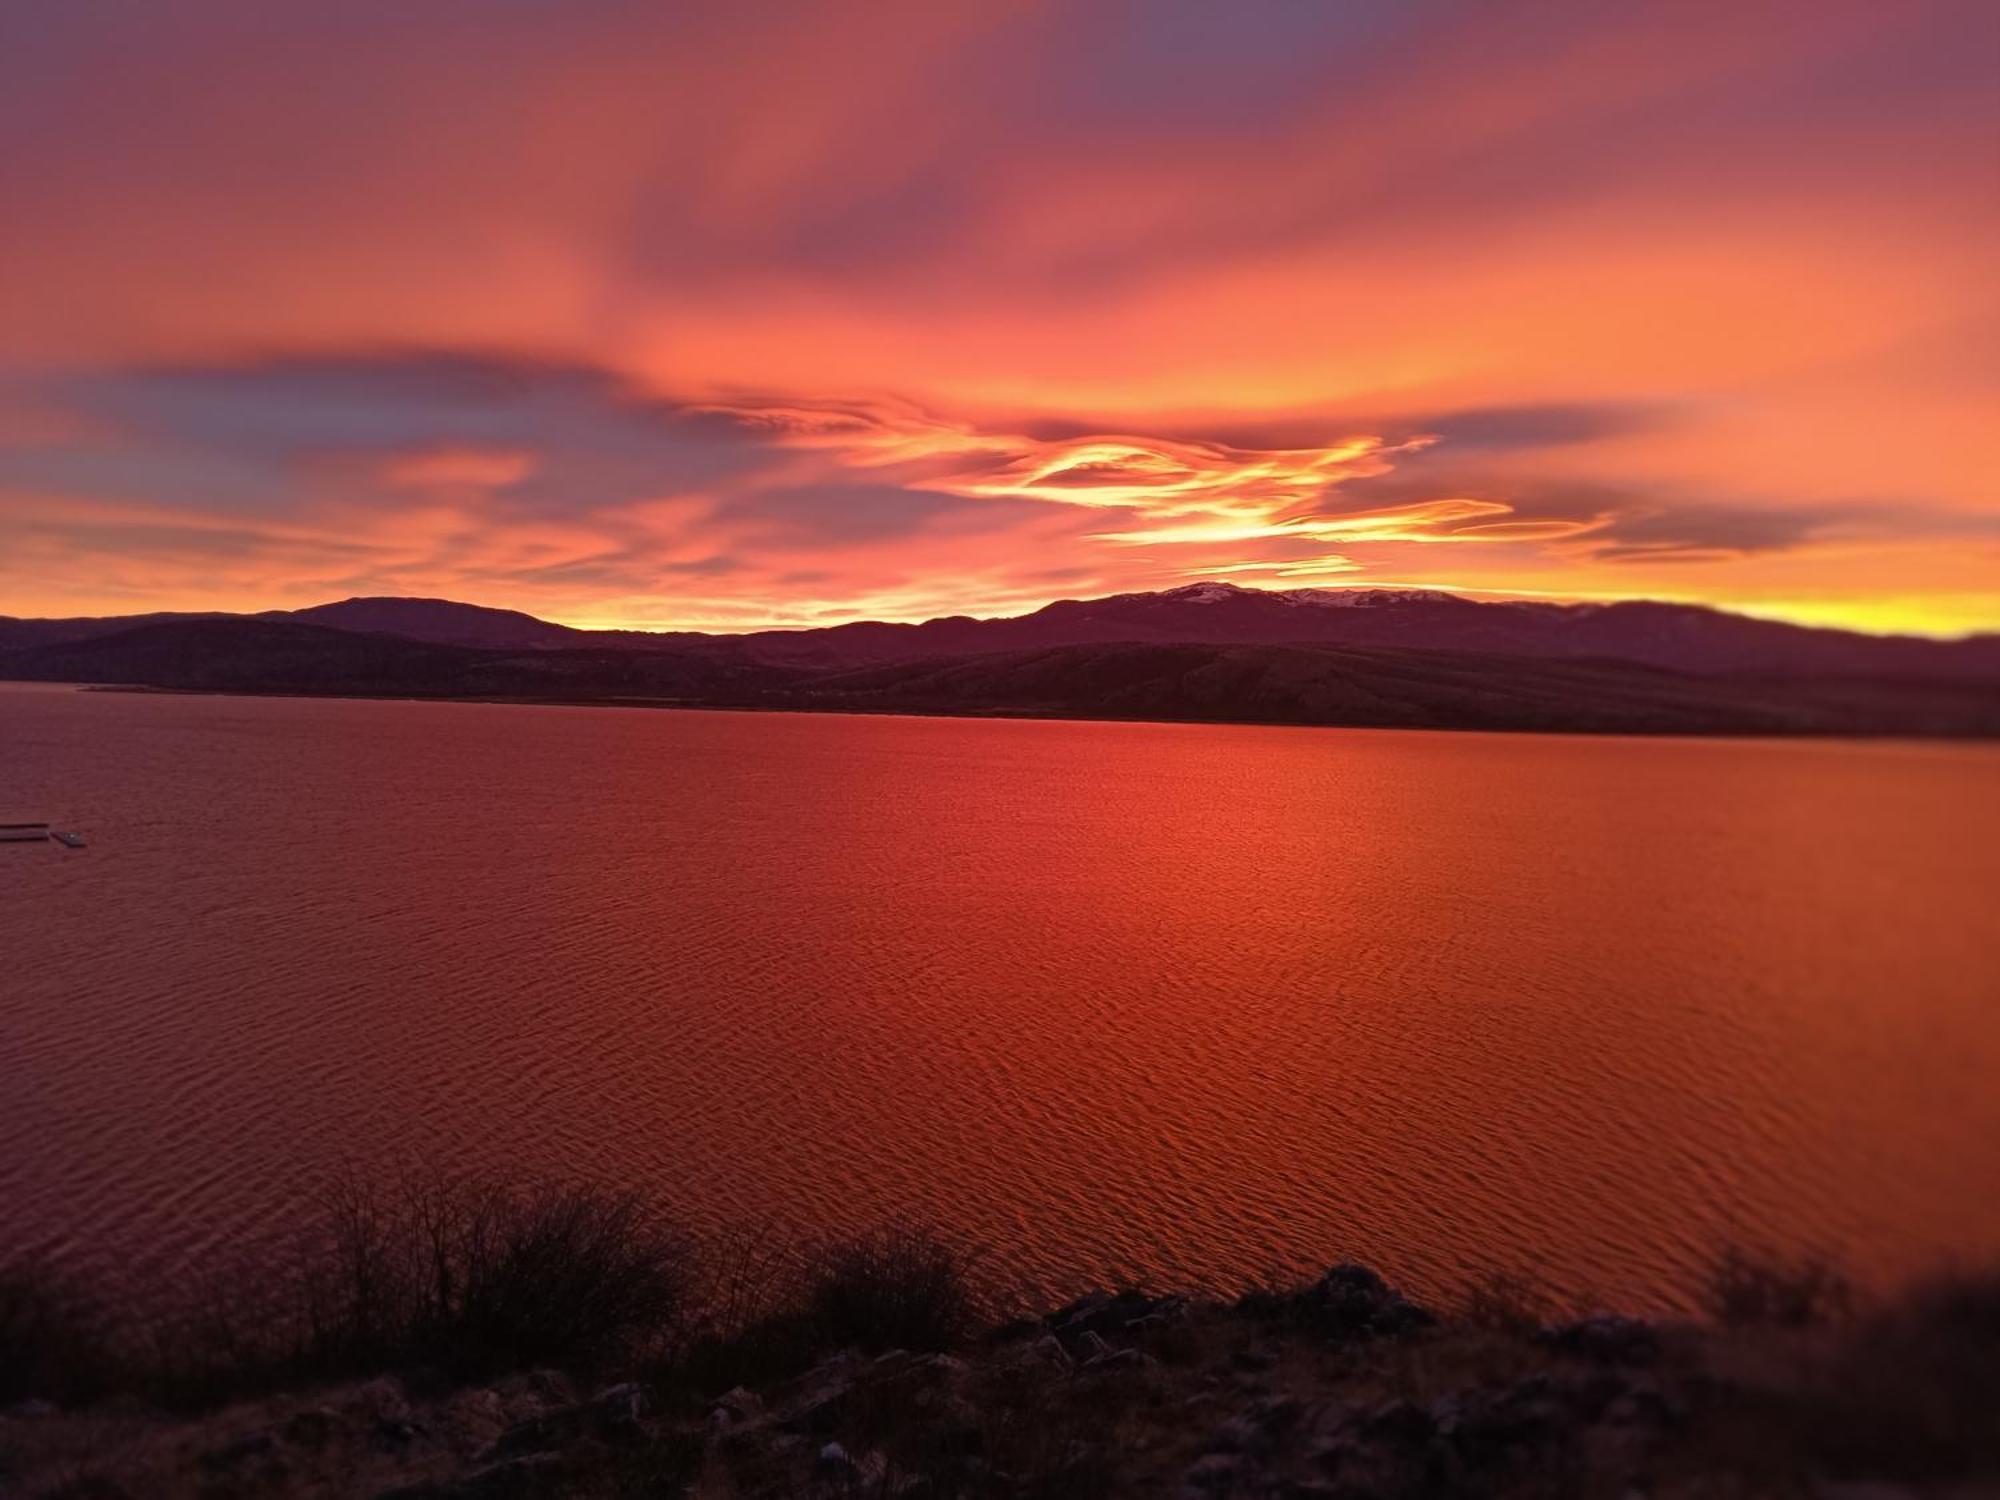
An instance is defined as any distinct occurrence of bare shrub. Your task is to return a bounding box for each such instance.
[138,1279,296,1409]
[1707,1246,1854,1328]
[805,1227,974,1354]
[674,1225,976,1393]
[1808,1266,2000,1479]
[294,1174,694,1380]
[1456,1268,1558,1336]
[698,1222,803,1342]
[0,1259,113,1403]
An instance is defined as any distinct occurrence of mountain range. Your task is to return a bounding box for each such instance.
[3,583,1995,737]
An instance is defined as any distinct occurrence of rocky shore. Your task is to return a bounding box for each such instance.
[5,1261,1993,1499]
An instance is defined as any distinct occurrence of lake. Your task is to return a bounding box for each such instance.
[2,682,1996,1312]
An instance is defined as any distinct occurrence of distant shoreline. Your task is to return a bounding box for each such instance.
[58,680,2000,744]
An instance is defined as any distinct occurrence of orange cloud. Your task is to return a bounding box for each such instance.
[380,446,538,492]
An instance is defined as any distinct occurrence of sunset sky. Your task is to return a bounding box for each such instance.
[3,0,1996,636]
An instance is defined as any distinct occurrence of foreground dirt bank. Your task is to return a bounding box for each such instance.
[4,1263,1994,1499]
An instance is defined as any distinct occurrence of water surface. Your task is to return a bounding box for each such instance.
[3,683,1996,1309]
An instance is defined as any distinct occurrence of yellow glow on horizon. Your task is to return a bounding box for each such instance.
[550,578,1998,641]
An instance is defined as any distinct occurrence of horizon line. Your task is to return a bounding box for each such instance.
[12,578,1993,644]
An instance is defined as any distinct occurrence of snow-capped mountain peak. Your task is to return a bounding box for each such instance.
[1153,581,1467,608]
[1275,586,1462,608]
[1157,582,1255,604]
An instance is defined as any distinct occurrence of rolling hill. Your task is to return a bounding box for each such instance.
[5,583,1995,681]
[4,614,1995,737]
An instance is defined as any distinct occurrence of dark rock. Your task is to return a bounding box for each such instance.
[1253,1395,1305,1435]
[1537,1315,1661,1365]
[1508,1373,1556,1403]
[374,1485,451,1500]
[1362,1399,1435,1449]
[1432,1389,1559,1466]
[283,1406,340,1448]
[443,1388,508,1451]
[1047,1289,1185,1352]
[1311,1435,1365,1475]
[369,1416,425,1454]
[1239,1263,1434,1343]
[1025,1333,1072,1370]
[708,1385,764,1431]
[1230,1345,1277,1372]
[1429,1394,1467,1439]
[1604,1379,1686,1429]
[925,1394,986,1459]
[1082,1345,1152,1375]
[987,1315,1042,1345]
[1299,1397,1358,1441]
[591,1381,643,1420]
[355,1376,415,1421]
[1560,1369,1634,1421]
[777,1351,862,1434]
[1202,1414,1262,1455]
[488,1408,580,1458]
[40,1478,133,1500]
[1182,1451,1243,1494]
[1320,1408,1437,1500]
[453,1453,568,1499]
[196,1430,277,1472]
[1428,1367,1692,1484]
[780,1346,970,1437]
[522,1370,572,1404]
[588,1381,645,1442]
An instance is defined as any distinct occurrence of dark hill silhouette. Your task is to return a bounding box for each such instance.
[787,640,2000,737]
[0,597,703,655]
[5,582,1995,681]
[280,597,596,650]
[0,619,788,700]
[718,583,2000,679]
[0,608,235,652]
[5,616,1994,737]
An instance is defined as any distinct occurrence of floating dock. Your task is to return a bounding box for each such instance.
[0,823,85,847]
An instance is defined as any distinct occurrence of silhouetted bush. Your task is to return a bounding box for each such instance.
[1707,1246,1853,1327]
[294,1174,695,1381]
[673,1226,976,1393]
[1455,1267,1559,1336]
[804,1227,973,1354]
[5,1176,698,1409]
[5,1187,990,1411]
[1807,1267,2000,1479]
[0,1258,114,1403]
[137,1279,292,1410]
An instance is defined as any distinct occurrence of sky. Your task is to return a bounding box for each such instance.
[2,0,1996,636]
